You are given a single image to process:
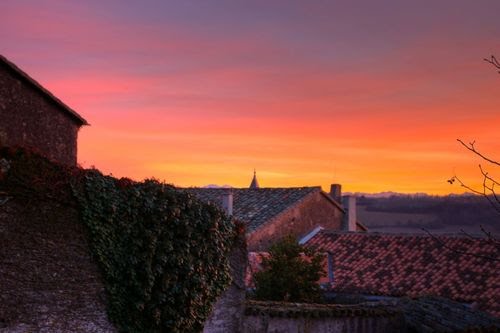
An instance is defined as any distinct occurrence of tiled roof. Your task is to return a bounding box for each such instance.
[0,54,88,126]
[305,231,500,318]
[184,187,321,231]
[397,296,500,332]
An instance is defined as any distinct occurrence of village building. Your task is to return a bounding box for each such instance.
[0,55,88,166]
[185,172,366,251]
[300,231,500,318]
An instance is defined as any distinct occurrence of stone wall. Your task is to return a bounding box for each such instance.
[0,195,116,332]
[247,192,343,251]
[203,229,248,333]
[0,62,80,166]
[241,301,405,333]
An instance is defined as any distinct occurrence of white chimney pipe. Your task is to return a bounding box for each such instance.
[342,196,357,231]
[221,190,233,216]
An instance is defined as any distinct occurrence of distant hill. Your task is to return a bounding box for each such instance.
[203,184,233,188]
[344,191,473,198]
[355,194,499,235]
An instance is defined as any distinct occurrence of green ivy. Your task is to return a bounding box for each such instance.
[72,171,236,333]
[0,147,236,333]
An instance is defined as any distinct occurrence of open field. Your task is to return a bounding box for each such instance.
[358,204,500,235]
[357,205,437,228]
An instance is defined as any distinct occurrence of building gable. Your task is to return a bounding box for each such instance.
[0,55,88,165]
[0,55,88,126]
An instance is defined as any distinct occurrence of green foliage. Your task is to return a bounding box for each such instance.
[252,235,325,303]
[72,171,235,333]
[0,146,77,201]
[0,147,237,333]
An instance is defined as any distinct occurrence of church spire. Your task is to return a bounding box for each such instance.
[249,169,260,189]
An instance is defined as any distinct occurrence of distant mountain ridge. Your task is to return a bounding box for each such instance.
[344,191,478,198]
[203,184,233,189]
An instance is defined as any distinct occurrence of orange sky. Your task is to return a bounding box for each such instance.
[2,1,499,194]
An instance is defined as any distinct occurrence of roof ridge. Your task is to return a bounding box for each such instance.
[317,230,490,239]
[0,54,89,126]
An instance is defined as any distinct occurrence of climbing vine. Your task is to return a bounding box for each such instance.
[0,147,237,333]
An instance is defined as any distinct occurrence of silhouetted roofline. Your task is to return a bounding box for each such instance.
[313,230,490,238]
[184,186,332,231]
[0,54,89,126]
[319,191,345,212]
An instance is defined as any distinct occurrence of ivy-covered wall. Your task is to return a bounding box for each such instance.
[0,147,239,333]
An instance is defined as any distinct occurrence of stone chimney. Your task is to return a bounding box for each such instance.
[342,196,357,232]
[329,184,342,203]
[221,189,233,216]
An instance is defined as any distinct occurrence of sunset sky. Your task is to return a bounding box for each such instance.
[2,0,499,194]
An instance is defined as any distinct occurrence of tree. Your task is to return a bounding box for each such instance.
[434,56,500,260]
[452,57,500,211]
[443,139,500,261]
[252,235,325,303]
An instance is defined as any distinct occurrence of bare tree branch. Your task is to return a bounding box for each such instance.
[438,60,500,261]
[484,55,500,73]
[479,164,500,186]
[449,174,483,195]
[449,173,500,214]
[492,185,499,206]
[457,139,500,167]
[459,227,500,251]
[422,228,499,261]
[479,225,500,250]
[450,139,500,216]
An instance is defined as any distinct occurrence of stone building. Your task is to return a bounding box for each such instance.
[0,55,88,166]
[185,173,366,251]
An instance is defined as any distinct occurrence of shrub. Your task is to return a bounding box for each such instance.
[252,235,325,303]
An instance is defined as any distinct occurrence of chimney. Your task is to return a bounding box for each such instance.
[342,196,357,231]
[221,189,233,216]
[329,184,342,203]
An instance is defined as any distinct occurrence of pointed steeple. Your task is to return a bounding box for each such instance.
[249,169,260,189]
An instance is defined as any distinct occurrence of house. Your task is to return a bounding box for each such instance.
[185,173,366,251]
[0,55,88,166]
[302,231,500,318]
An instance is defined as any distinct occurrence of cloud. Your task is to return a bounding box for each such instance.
[2,0,499,194]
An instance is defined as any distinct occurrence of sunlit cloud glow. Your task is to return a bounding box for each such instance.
[2,0,499,194]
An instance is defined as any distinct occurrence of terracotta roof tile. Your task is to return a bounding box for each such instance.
[304,231,500,318]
